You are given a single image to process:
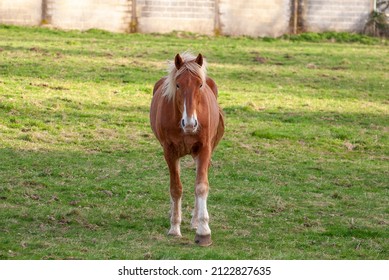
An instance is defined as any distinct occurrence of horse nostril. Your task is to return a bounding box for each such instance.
[194,120,198,127]
[181,119,185,128]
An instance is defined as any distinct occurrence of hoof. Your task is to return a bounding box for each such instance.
[194,234,212,247]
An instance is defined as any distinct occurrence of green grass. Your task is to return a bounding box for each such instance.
[0,25,388,260]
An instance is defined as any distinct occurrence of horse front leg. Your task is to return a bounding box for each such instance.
[193,146,212,246]
[164,152,182,237]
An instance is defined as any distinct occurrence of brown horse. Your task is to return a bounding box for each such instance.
[150,52,224,246]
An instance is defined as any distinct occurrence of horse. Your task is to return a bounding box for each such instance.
[150,52,224,246]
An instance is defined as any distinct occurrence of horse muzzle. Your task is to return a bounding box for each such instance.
[181,118,198,134]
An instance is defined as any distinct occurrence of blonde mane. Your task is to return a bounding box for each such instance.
[162,52,207,101]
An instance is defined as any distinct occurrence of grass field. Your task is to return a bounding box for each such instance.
[0,25,388,260]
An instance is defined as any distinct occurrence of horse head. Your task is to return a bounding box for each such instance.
[164,53,206,134]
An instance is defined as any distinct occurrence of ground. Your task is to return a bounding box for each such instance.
[0,26,388,259]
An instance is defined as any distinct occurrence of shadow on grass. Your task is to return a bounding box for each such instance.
[224,105,388,125]
[0,47,164,84]
[219,68,388,102]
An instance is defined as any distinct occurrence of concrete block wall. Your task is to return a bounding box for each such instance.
[48,0,132,32]
[219,0,291,37]
[0,0,376,36]
[137,0,215,34]
[303,0,372,32]
[0,0,42,26]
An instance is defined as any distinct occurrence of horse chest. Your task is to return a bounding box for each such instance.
[172,135,201,157]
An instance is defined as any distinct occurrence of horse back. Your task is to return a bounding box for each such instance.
[150,77,166,142]
[206,77,218,99]
[153,77,166,96]
[212,107,224,150]
[204,81,224,151]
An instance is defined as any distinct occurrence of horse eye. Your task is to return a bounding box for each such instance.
[200,83,203,88]
[176,84,180,89]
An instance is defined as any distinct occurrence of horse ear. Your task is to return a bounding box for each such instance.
[195,53,203,67]
[175,54,183,70]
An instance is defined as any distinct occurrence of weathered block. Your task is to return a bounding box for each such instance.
[304,0,371,32]
[219,0,291,37]
[0,0,42,26]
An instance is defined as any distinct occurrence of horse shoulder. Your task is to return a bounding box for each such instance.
[206,77,218,99]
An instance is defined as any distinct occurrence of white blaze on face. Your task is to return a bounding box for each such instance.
[181,99,198,132]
